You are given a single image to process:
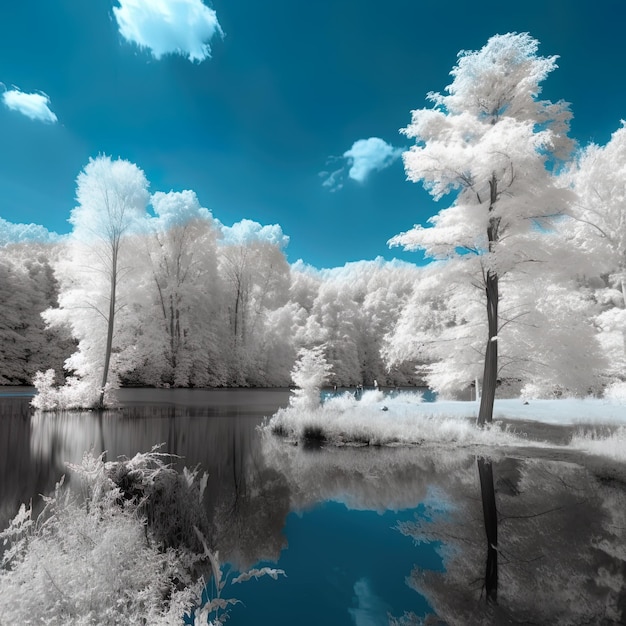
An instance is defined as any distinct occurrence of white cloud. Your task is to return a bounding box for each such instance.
[321,137,403,190]
[113,0,223,63]
[343,137,403,182]
[219,218,290,248]
[319,165,344,192]
[2,89,57,124]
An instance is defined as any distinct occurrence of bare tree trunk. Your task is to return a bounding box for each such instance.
[478,176,500,426]
[478,270,498,425]
[98,245,118,409]
[477,456,498,604]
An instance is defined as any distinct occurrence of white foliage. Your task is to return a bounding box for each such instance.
[268,392,534,448]
[34,156,150,408]
[0,451,202,625]
[391,32,573,263]
[231,567,286,584]
[570,427,626,462]
[219,218,290,249]
[0,216,60,246]
[290,345,333,411]
[562,122,626,382]
[605,381,626,402]
[385,33,597,401]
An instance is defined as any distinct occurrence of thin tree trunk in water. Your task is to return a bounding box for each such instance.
[477,457,498,604]
[99,245,118,408]
[478,175,499,426]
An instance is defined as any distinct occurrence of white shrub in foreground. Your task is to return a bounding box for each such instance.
[0,449,287,626]
[0,452,200,625]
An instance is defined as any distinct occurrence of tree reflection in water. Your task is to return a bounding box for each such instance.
[395,453,626,625]
[262,437,626,625]
[2,388,626,625]
[6,389,293,571]
[477,457,498,606]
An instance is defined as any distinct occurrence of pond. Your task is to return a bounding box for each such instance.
[1,387,625,625]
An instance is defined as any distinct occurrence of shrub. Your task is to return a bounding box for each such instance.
[0,450,206,625]
[289,345,333,411]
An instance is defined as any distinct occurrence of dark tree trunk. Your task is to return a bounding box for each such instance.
[478,175,500,426]
[477,270,498,425]
[478,457,498,604]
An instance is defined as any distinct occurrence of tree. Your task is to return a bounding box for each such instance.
[389,33,573,423]
[384,258,605,399]
[138,190,225,387]
[289,345,333,411]
[219,239,290,385]
[38,156,149,409]
[0,245,72,384]
[564,123,626,384]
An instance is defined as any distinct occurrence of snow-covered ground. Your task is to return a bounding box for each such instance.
[264,390,626,462]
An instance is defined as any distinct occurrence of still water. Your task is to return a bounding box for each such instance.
[1,387,625,625]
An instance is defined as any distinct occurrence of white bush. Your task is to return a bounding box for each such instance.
[289,345,333,411]
[0,452,201,625]
[31,368,114,410]
[31,368,59,410]
[604,381,626,402]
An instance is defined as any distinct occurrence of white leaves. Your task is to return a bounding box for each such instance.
[446,33,560,121]
[565,121,626,272]
[232,567,286,584]
[72,155,150,239]
[0,451,203,625]
[0,502,33,568]
[194,526,224,593]
[290,345,333,411]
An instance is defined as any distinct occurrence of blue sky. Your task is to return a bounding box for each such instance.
[0,0,625,268]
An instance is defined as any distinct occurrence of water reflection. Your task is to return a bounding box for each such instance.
[260,438,626,624]
[1,388,292,570]
[2,389,626,624]
[477,457,498,606]
[394,454,626,625]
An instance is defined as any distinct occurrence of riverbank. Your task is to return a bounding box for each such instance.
[264,390,626,460]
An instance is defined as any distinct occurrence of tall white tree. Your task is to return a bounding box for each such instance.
[389,33,575,422]
[38,156,149,409]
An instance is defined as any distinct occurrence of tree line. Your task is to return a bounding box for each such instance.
[1,33,625,416]
[0,173,420,408]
